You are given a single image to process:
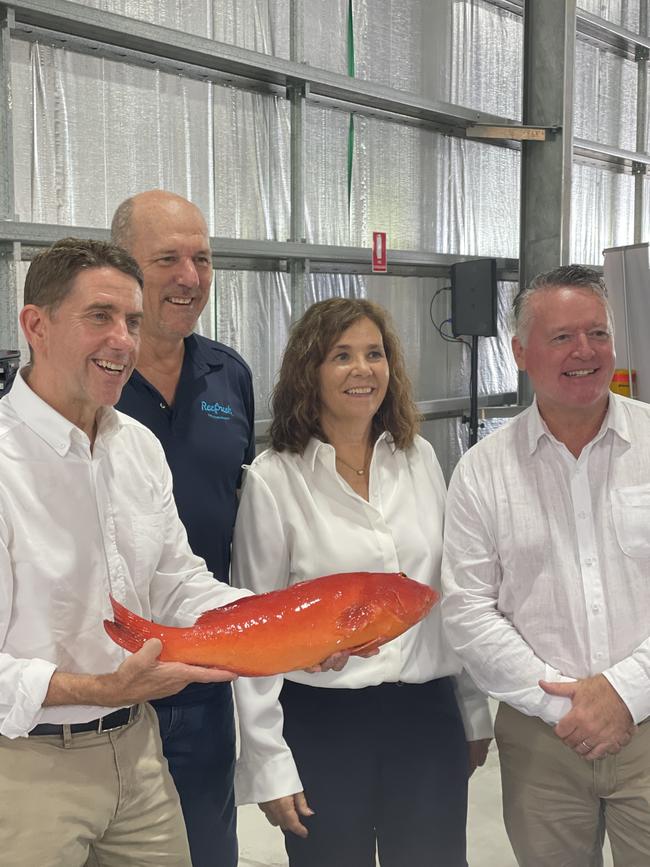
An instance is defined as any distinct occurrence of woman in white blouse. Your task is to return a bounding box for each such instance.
[232,298,491,867]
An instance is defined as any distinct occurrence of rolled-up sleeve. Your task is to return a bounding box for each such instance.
[0,658,57,739]
[0,516,57,738]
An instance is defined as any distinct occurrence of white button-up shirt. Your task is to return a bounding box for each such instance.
[442,394,650,727]
[232,434,492,805]
[0,371,247,738]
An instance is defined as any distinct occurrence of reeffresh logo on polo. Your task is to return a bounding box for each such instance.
[201,400,233,421]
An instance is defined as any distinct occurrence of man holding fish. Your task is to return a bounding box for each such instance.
[0,238,252,866]
[0,238,349,866]
[0,238,380,867]
[443,265,650,866]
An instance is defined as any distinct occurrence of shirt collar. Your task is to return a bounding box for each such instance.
[185,333,224,376]
[604,392,632,444]
[526,393,630,455]
[8,367,120,456]
[304,430,393,472]
[526,399,547,454]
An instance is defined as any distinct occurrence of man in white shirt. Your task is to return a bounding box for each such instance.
[442,264,650,866]
[0,237,249,866]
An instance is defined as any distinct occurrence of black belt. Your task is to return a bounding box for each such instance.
[29,705,138,736]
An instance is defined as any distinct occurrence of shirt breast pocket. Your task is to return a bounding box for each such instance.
[611,485,650,559]
[131,513,165,583]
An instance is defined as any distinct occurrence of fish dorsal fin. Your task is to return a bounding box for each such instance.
[194,594,260,626]
[336,602,376,636]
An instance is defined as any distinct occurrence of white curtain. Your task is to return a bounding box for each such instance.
[8,0,645,472]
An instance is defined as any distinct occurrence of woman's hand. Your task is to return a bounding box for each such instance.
[304,646,380,674]
[304,650,350,673]
[259,792,314,838]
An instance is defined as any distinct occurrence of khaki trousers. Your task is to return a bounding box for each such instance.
[495,702,650,867]
[0,703,192,867]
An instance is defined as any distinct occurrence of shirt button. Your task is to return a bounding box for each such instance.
[591,603,600,613]
[595,652,604,660]
[584,558,594,566]
[578,511,587,519]
[160,402,167,409]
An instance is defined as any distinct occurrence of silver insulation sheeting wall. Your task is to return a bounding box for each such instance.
[6,0,647,473]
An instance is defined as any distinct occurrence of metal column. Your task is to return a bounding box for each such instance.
[634,0,648,243]
[288,0,309,323]
[0,7,19,352]
[518,0,577,403]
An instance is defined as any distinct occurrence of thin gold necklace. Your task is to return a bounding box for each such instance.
[335,447,370,476]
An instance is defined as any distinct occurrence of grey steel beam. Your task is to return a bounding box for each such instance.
[485,0,526,16]
[0,221,519,279]
[574,137,650,170]
[0,6,19,352]
[0,6,14,221]
[13,0,647,164]
[289,257,309,315]
[288,0,308,322]
[417,393,519,420]
[254,392,521,442]
[577,7,650,58]
[0,222,109,245]
[489,0,650,57]
[460,134,650,176]
[0,242,20,351]
[518,0,576,405]
[634,2,649,242]
[5,0,520,135]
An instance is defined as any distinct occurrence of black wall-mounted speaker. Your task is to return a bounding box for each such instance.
[450,258,498,337]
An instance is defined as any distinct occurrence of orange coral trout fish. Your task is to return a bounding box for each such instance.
[104,571,438,676]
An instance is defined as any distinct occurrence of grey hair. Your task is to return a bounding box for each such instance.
[513,264,614,345]
[110,197,135,251]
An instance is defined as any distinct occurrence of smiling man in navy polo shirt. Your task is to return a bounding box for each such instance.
[112,190,254,867]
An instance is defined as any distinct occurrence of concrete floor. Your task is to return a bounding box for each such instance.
[237,739,615,867]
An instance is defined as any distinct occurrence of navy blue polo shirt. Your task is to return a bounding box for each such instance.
[117,333,255,584]
[117,334,254,706]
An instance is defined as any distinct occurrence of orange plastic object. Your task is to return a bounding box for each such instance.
[610,368,637,397]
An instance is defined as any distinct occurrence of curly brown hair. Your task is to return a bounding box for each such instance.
[270,298,420,453]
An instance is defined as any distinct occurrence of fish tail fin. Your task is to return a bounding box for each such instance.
[103,595,154,653]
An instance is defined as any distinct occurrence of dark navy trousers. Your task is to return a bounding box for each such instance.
[280,677,469,867]
[154,684,237,867]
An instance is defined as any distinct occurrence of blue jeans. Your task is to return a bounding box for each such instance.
[153,685,237,867]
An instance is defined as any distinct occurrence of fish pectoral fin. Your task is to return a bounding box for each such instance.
[336,603,375,636]
[348,637,385,655]
[378,588,409,619]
